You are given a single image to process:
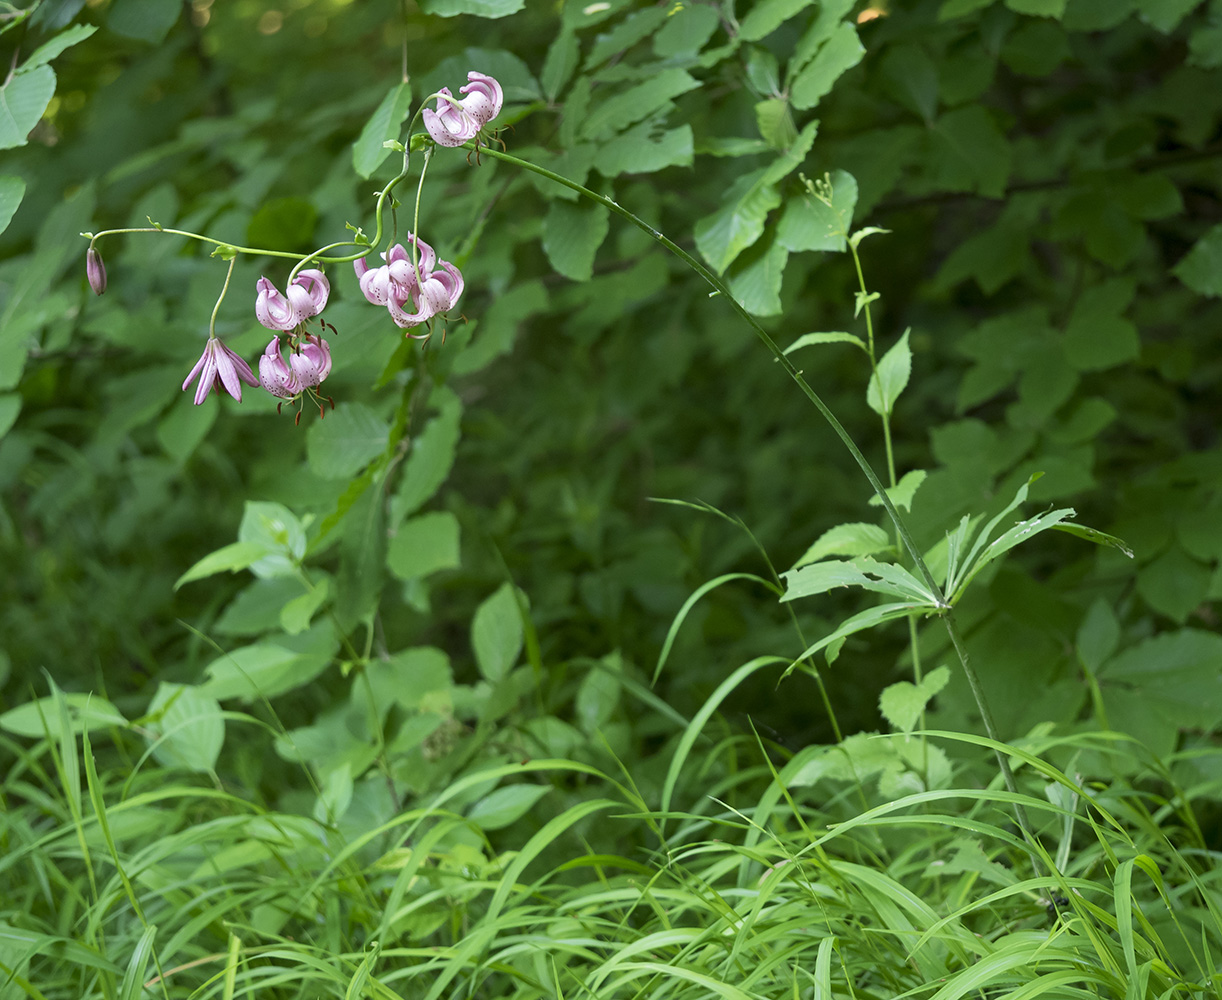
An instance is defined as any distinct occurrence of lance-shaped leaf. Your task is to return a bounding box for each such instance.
[782,556,940,605]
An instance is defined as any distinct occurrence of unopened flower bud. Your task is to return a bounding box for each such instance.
[86,247,107,295]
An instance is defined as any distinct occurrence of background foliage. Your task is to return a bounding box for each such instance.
[3,0,1222,996]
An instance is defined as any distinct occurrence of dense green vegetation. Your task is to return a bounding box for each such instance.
[3,0,1222,996]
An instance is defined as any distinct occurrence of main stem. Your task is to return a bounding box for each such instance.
[470,142,1037,844]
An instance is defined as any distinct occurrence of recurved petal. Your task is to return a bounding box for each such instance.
[459,71,503,126]
[291,269,330,317]
[255,277,300,330]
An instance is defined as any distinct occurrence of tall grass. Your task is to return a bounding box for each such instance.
[3,682,1221,1000]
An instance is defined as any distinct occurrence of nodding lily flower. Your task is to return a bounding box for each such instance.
[255,269,330,331]
[259,334,333,399]
[182,336,259,406]
[86,247,107,295]
[354,235,463,331]
[422,71,503,147]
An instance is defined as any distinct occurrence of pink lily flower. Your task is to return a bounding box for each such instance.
[353,235,463,331]
[290,334,332,388]
[422,72,503,147]
[182,336,259,406]
[255,269,330,331]
[259,334,333,399]
[459,71,503,127]
[422,87,478,147]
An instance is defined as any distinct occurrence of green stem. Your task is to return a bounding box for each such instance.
[470,143,947,606]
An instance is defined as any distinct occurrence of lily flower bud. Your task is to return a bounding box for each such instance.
[86,247,107,296]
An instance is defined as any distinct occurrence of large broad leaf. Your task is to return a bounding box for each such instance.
[240,501,307,579]
[145,683,224,773]
[386,511,461,581]
[353,81,413,179]
[23,25,97,70]
[390,388,463,525]
[1063,279,1139,370]
[199,624,335,702]
[793,522,893,569]
[0,175,24,236]
[0,694,126,738]
[694,166,781,273]
[0,65,55,150]
[107,0,181,43]
[777,169,858,252]
[579,69,699,141]
[880,665,951,733]
[727,236,788,316]
[789,22,864,110]
[544,199,611,281]
[307,403,390,480]
[472,582,524,682]
[594,121,693,177]
[467,784,551,830]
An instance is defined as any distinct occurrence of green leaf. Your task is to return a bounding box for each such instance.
[1101,628,1222,732]
[953,506,1079,602]
[880,665,951,733]
[452,279,547,376]
[0,392,20,439]
[866,329,912,416]
[0,694,126,738]
[119,925,158,1000]
[694,167,781,273]
[24,24,98,70]
[353,82,413,179]
[787,602,934,673]
[939,0,995,18]
[784,331,866,354]
[1063,278,1139,370]
[418,0,525,16]
[579,69,699,140]
[107,0,181,43]
[0,64,56,150]
[777,169,858,252]
[1076,598,1120,671]
[1173,223,1222,297]
[280,578,330,635]
[543,199,611,281]
[542,29,579,102]
[1005,0,1067,15]
[467,784,550,830]
[727,236,788,316]
[584,7,667,68]
[868,469,928,513]
[386,511,461,581]
[0,175,24,236]
[654,3,721,57]
[789,22,864,110]
[794,523,893,569]
[782,556,939,604]
[1136,0,1203,33]
[307,403,390,479]
[577,655,621,731]
[246,196,317,252]
[390,388,462,524]
[740,0,813,41]
[174,541,273,590]
[156,388,218,464]
[594,121,694,177]
[240,501,306,579]
[145,683,224,773]
[930,106,1011,196]
[199,626,335,702]
[472,582,524,682]
[755,98,798,149]
[366,646,452,712]
[1136,546,1210,622]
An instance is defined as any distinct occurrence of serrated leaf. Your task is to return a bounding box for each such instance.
[867,329,912,416]
[879,665,951,733]
[740,0,812,40]
[543,199,610,281]
[386,511,461,581]
[727,236,788,316]
[1064,279,1139,370]
[755,98,797,149]
[579,69,699,140]
[174,541,273,590]
[594,121,693,177]
[868,469,927,513]
[694,166,780,273]
[782,556,938,604]
[472,582,524,682]
[307,403,389,479]
[783,331,866,354]
[777,169,857,252]
[353,81,413,179]
[793,523,893,569]
[789,22,864,110]
[0,64,56,150]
